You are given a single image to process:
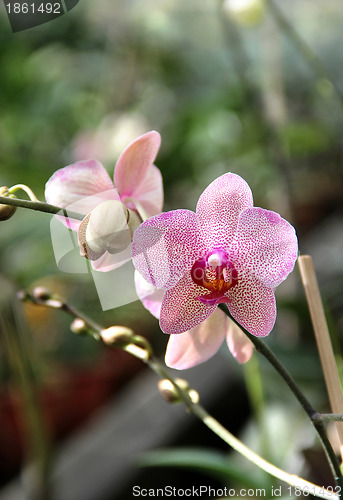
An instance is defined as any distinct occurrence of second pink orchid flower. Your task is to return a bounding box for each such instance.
[45,131,162,272]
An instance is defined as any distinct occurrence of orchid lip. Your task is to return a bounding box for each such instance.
[197,294,231,306]
[191,249,238,304]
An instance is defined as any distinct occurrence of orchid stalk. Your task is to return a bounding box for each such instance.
[8,183,39,201]
[20,288,340,499]
[218,303,342,485]
[2,131,341,496]
[0,194,84,220]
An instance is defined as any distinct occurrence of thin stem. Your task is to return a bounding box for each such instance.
[0,195,84,221]
[61,302,102,339]
[243,353,273,468]
[298,255,343,461]
[218,303,342,485]
[8,184,39,201]
[21,290,340,497]
[146,357,337,499]
[1,295,52,500]
[124,197,149,222]
[196,406,338,500]
[313,414,343,423]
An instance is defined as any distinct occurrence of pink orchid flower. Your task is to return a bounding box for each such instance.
[135,271,254,370]
[45,131,162,272]
[132,173,298,344]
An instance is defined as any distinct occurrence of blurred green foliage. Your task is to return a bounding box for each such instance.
[0,1,343,484]
[0,0,342,374]
[0,0,342,356]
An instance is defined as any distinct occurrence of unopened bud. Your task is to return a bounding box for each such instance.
[0,187,17,221]
[158,379,182,404]
[70,318,88,335]
[188,389,200,404]
[101,325,135,346]
[32,286,52,301]
[78,200,140,261]
[158,378,199,405]
[32,287,63,308]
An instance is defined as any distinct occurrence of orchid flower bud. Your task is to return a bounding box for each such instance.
[78,200,141,261]
[70,318,88,335]
[157,378,200,404]
[101,326,135,345]
[0,187,17,221]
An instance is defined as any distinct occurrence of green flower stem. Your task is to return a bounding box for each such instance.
[0,195,84,221]
[21,290,339,498]
[1,297,52,500]
[8,184,39,201]
[194,406,338,500]
[218,303,342,487]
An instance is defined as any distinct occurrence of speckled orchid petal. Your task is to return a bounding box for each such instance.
[132,209,202,289]
[226,319,254,364]
[45,160,119,230]
[165,308,227,370]
[196,173,253,250]
[114,131,161,201]
[134,270,164,319]
[160,272,217,334]
[122,164,163,219]
[227,272,276,337]
[230,207,298,288]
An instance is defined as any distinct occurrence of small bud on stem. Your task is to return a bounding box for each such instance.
[32,286,53,301]
[158,378,200,405]
[70,318,89,335]
[0,187,17,221]
[31,287,63,308]
[101,326,135,346]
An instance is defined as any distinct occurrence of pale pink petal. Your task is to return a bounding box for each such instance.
[121,164,163,219]
[134,271,164,319]
[132,210,203,289]
[196,173,253,250]
[230,207,298,288]
[226,272,276,336]
[45,160,119,230]
[226,319,254,364]
[91,244,132,272]
[160,272,217,334]
[114,131,161,199]
[45,159,115,208]
[165,309,227,370]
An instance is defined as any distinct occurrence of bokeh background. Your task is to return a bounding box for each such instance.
[1,0,343,498]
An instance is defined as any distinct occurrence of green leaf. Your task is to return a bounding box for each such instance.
[138,447,265,489]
